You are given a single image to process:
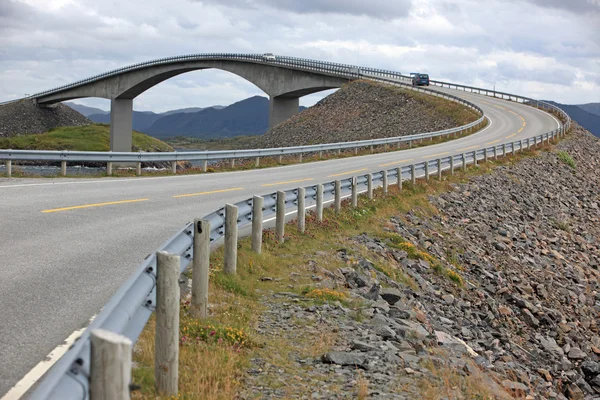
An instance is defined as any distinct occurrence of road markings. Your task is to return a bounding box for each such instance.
[42,198,149,213]
[518,127,524,133]
[505,133,517,139]
[424,152,449,158]
[1,313,97,400]
[327,168,367,177]
[262,178,313,187]
[458,146,478,151]
[379,159,413,167]
[173,187,243,198]
[486,139,501,145]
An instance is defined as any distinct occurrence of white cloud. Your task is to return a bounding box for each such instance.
[0,0,598,110]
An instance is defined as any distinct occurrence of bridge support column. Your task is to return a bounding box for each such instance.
[269,96,299,129]
[110,98,133,152]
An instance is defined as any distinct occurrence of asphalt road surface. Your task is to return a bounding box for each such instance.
[0,86,559,397]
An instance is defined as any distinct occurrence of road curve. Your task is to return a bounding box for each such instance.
[0,86,559,397]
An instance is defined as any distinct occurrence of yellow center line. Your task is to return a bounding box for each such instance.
[173,187,244,198]
[262,178,314,187]
[42,198,149,213]
[424,152,449,158]
[505,133,517,139]
[379,159,414,167]
[327,169,368,177]
[518,127,524,133]
[458,146,478,151]
[486,139,501,145]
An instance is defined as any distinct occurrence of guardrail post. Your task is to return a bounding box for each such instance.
[382,171,388,195]
[298,153,303,163]
[230,158,235,169]
[224,204,238,274]
[171,161,177,174]
[60,160,67,176]
[276,191,285,243]
[202,160,208,172]
[255,157,260,167]
[252,196,263,254]
[411,165,416,184]
[437,159,442,179]
[278,155,283,164]
[351,177,358,207]
[5,160,11,178]
[502,144,507,157]
[484,148,488,163]
[316,184,324,222]
[90,329,132,400]
[370,145,374,153]
[493,146,498,160]
[396,167,402,190]
[136,162,142,176]
[155,251,180,397]
[473,151,478,166]
[462,153,467,171]
[192,219,210,319]
[408,139,412,148]
[519,140,524,152]
[338,149,342,155]
[424,161,430,181]
[297,187,306,233]
[511,143,516,156]
[106,162,113,176]
[353,147,358,155]
[334,180,341,214]
[397,141,401,149]
[367,174,373,199]
[319,151,323,159]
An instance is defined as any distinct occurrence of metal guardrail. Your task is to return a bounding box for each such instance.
[0,76,484,165]
[27,57,570,399]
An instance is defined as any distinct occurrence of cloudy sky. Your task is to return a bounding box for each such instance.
[1,0,599,112]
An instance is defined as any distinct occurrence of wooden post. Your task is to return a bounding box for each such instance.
[61,160,67,176]
[334,180,341,215]
[382,171,388,195]
[462,153,467,171]
[437,159,442,179]
[351,177,358,207]
[255,157,260,167]
[367,174,373,199]
[424,161,429,181]
[319,151,323,159]
[224,204,238,274]
[90,329,132,400]
[276,191,285,243]
[370,145,374,153]
[297,187,306,233]
[136,162,142,176]
[155,251,180,397]
[511,143,516,156]
[5,160,11,178]
[473,150,478,166]
[252,196,263,254]
[202,160,208,172]
[396,167,402,190]
[299,153,303,163]
[230,158,235,169]
[354,147,358,155]
[171,161,177,174]
[520,140,524,152]
[316,184,324,222]
[192,219,210,319]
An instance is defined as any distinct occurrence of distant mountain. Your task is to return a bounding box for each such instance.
[87,110,163,133]
[161,106,224,116]
[546,101,600,138]
[577,103,600,118]
[65,102,108,117]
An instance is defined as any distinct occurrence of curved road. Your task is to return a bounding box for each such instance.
[0,86,559,397]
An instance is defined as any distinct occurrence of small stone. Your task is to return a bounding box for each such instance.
[442,294,455,304]
[498,306,512,316]
[322,352,366,367]
[379,288,403,305]
[351,340,378,352]
[538,368,552,382]
[568,348,587,360]
[502,379,529,393]
[415,310,428,323]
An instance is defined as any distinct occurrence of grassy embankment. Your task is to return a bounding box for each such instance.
[0,124,172,152]
[129,138,566,399]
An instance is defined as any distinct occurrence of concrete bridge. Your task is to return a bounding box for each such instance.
[33,56,352,152]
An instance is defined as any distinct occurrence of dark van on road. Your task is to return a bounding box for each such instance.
[411,73,430,86]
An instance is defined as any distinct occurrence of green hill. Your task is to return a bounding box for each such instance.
[0,124,173,152]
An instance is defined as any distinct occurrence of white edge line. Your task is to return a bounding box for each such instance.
[1,314,97,400]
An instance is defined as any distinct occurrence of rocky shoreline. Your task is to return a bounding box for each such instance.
[237,124,600,399]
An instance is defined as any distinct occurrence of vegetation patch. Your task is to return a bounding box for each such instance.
[556,150,576,169]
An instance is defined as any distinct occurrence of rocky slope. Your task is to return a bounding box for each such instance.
[254,80,479,148]
[0,100,90,137]
[239,124,600,399]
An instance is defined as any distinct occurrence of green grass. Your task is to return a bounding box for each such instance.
[0,124,172,152]
[556,151,576,169]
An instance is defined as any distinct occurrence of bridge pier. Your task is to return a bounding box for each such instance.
[269,96,299,129]
[109,98,133,152]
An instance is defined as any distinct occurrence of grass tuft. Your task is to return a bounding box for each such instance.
[556,151,576,169]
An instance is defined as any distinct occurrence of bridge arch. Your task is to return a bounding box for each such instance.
[35,59,351,151]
